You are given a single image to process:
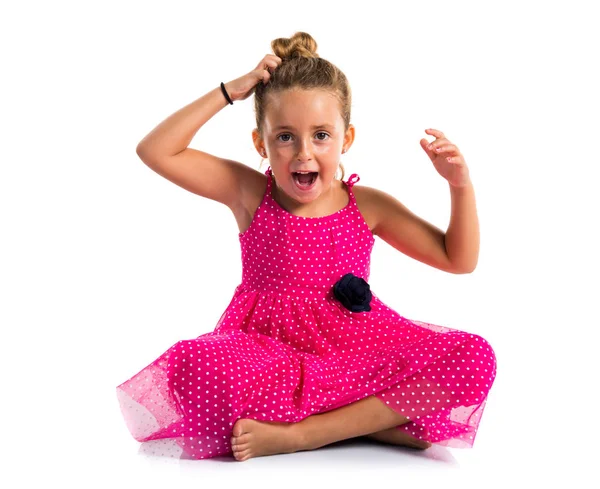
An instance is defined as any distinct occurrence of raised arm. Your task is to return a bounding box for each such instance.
[135,54,282,211]
[135,84,248,210]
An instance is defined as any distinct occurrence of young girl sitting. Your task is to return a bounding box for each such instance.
[116,31,497,462]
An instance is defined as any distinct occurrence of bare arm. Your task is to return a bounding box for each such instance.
[136,84,235,160]
[134,84,253,209]
[135,84,252,209]
[369,186,459,273]
[134,55,281,210]
[444,180,480,273]
[369,181,479,274]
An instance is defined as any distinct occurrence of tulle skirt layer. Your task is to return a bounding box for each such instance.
[116,312,496,459]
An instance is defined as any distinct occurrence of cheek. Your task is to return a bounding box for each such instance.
[315,144,338,156]
[271,146,288,155]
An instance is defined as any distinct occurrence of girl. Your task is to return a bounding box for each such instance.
[116,31,496,462]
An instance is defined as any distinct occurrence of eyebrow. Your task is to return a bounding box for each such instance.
[273,124,335,131]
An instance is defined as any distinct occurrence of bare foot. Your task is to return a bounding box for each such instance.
[230,418,304,461]
[364,427,432,450]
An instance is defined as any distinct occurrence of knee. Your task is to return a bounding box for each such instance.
[466,333,497,387]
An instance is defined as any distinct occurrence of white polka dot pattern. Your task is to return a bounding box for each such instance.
[116,165,497,459]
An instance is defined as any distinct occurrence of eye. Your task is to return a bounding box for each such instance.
[276,132,331,142]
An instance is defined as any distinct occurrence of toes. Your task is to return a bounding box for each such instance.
[231,433,251,450]
[233,418,254,437]
[232,420,246,437]
[234,433,251,445]
[232,442,250,453]
[234,448,252,461]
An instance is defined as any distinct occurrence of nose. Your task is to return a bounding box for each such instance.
[296,139,313,161]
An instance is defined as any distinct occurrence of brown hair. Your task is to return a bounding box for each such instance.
[255,32,351,181]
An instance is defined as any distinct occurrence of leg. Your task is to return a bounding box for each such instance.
[296,394,414,451]
[231,394,427,461]
[363,426,432,449]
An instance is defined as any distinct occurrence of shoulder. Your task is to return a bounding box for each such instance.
[353,183,456,272]
[237,164,268,212]
[228,164,268,228]
[351,184,403,236]
[352,183,433,238]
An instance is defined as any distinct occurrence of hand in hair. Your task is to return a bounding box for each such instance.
[224,54,282,102]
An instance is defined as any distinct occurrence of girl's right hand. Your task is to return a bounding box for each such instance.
[224,54,283,102]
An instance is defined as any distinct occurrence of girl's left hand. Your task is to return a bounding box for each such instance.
[420,128,471,188]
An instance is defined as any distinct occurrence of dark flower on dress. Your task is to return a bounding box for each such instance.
[333,273,372,312]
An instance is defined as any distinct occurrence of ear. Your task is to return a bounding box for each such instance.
[343,124,355,152]
[252,128,265,155]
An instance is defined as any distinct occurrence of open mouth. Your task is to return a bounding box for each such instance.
[292,171,318,188]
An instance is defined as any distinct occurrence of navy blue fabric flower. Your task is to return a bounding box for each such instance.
[333,273,372,312]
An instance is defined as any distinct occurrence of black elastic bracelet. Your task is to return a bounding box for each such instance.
[220,82,233,105]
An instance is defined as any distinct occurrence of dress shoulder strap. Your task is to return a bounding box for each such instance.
[265,166,273,191]
[344,173,360,188]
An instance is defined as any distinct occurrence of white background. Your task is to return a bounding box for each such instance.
[2,0,598,487]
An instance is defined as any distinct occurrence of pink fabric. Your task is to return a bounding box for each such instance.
[116,166,497,459]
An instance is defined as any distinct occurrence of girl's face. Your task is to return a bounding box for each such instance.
[256,89,354,204]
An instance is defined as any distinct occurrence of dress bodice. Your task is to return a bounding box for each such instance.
[237,166,375,301]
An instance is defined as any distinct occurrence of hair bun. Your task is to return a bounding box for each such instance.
[271,31,318,60]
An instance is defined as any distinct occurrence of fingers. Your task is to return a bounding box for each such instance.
[431,143,461,163]
[424,128,461,157]
[425,129,446,146]
[425,128,444,137]
[259,54,283,73]
[424,129,446,150]
[420,138,437,159]
[256,55,283,85]
[432,143,459,155]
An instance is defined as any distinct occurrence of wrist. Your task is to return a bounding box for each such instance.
[221,82,235,104]
[450,179,472,189]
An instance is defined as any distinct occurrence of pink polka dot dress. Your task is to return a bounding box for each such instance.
[116,165,497,459]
